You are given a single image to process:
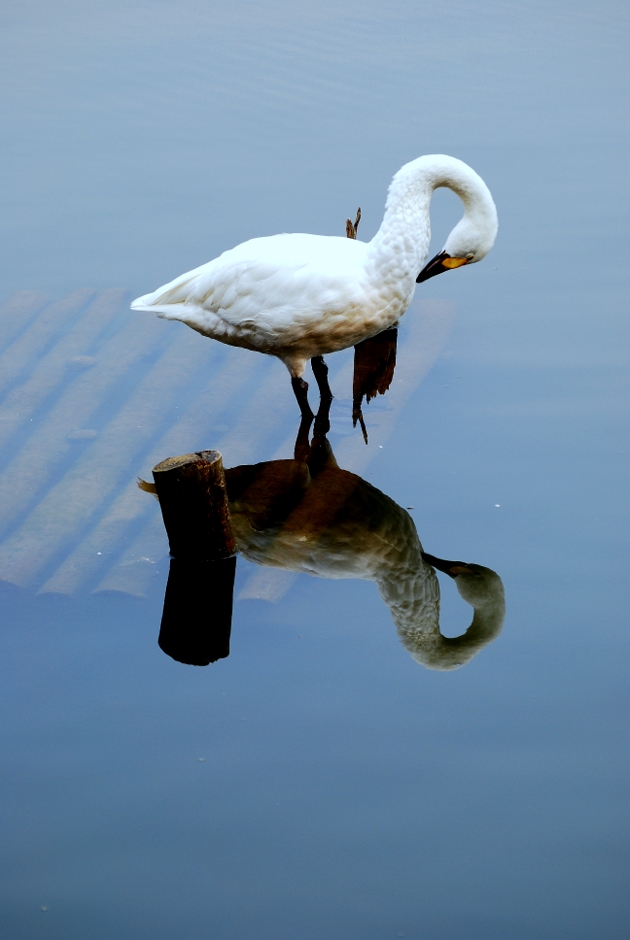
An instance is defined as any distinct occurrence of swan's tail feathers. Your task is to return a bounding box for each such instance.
[130,269,202,312]
[130,296,157,312]
[130,279,199,320]
[129,301,189,321]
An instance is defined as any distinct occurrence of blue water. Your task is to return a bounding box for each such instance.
[0,2,628,937]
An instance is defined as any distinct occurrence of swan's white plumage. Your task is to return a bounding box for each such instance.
[131,154,498,378]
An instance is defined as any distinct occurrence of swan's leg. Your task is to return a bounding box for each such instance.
[291,376,314,421]
[311,355,333,402]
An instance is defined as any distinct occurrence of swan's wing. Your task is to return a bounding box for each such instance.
[131,234,371,346]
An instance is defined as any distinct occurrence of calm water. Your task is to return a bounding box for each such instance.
[1,2,628,938]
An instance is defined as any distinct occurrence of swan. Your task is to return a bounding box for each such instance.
[131,155,498,417]
[223,412,505,671]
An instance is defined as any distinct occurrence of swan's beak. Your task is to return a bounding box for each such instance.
[421,552,472,577]
[416,251,468,283]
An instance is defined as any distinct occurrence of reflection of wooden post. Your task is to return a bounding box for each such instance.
[158,557,236,665]
[152,450,235,560]
[152,450,237,666]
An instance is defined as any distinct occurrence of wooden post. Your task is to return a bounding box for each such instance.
[152,450,237,665]
[152,450,236,560]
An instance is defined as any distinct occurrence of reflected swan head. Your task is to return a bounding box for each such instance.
[395,554,506,671]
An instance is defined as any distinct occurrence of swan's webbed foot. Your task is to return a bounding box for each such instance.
[311,355,333,403]
[291,376,314,421]
[352,399,369,444]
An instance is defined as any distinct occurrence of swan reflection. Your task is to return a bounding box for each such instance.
[222,409,505,671]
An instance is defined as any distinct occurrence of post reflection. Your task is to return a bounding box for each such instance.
[158,556,236,666]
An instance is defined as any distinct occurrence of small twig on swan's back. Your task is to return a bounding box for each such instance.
[345,208,361,239]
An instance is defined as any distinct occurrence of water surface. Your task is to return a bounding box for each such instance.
[0,2,627,938]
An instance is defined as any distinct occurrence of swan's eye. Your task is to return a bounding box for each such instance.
[466,252,474,260]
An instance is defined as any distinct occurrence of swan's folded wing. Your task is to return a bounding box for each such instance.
[131,234,370,343]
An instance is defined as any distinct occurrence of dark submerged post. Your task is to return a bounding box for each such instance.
[152,450,237,666]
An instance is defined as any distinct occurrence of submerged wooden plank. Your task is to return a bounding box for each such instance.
[40,347,258,594]
[0,310,167,541]
[0,289,94,400]
[0,325,213,588]
[238,567,297,602]
[0,291,50,354]
[0,289,127,456]
[94,511,166,596]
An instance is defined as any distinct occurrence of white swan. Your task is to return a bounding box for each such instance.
[131,154,498,414]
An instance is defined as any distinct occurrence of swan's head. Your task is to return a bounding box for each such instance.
[416,157,498,283]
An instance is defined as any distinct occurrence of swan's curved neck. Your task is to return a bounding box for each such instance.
[367,154,495,282]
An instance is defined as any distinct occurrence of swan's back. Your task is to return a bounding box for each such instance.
[132,234,369,314]
[130,233,395,358]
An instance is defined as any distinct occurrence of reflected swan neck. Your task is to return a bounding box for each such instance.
[379,561,506,671]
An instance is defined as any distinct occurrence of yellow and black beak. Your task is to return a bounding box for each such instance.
[416,251,469,283]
